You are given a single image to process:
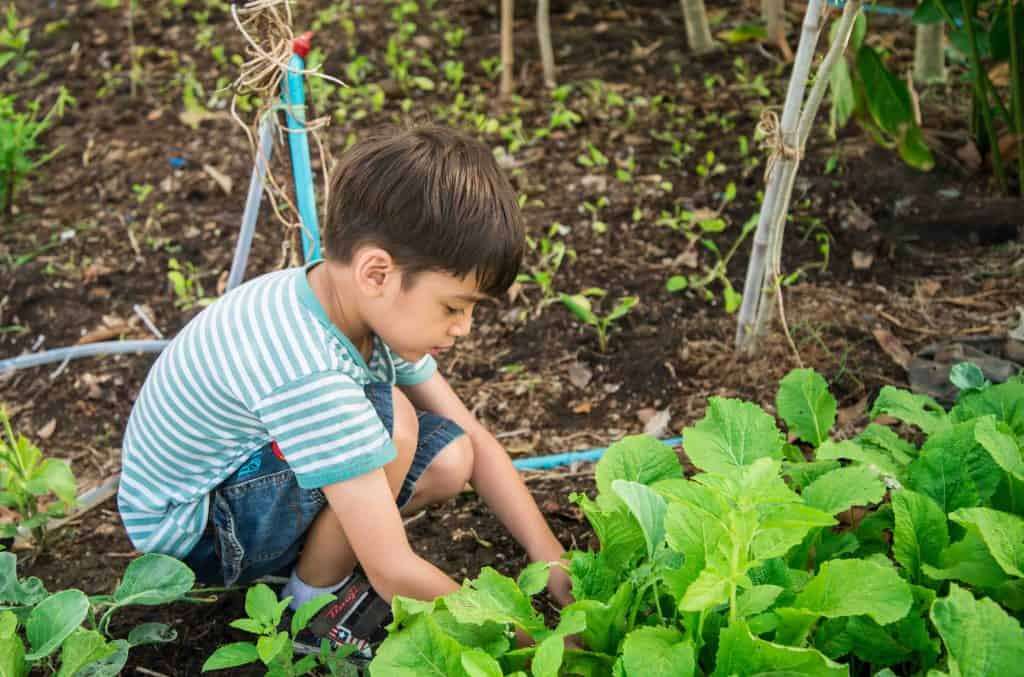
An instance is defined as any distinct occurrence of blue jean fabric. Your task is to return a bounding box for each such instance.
[183,382,464,586]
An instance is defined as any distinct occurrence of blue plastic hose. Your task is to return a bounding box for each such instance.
[512,436,683,470]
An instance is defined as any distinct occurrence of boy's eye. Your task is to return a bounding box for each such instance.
[445,305,461,315]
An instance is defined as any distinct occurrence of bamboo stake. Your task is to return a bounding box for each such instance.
[736,0,863,352]
[500,0,514,98]
[679,0,716,55]
[537,0,556,88]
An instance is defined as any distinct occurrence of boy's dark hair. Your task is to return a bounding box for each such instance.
[323,124,525,298]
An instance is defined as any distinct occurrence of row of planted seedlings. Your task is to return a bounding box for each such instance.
[367,366,1024,676]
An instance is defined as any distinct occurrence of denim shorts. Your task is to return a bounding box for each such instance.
[183,382,464,586]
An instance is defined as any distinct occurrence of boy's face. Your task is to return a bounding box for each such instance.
[372,269,488,362]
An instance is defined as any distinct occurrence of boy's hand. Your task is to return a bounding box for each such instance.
[546,561,574,608]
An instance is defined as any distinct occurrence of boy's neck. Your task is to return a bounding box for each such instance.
[308,261,374,358]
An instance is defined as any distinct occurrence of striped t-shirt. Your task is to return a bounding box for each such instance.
[116,262,436,558]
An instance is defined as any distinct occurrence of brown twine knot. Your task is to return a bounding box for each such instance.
[756,110,803,182]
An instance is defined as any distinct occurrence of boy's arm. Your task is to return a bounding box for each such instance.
[401,372,574,605]
[322,468,460,603]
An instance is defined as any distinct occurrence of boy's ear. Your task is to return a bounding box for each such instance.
[353,246,396,296]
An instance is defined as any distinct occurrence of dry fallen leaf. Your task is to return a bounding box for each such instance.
[567,362,593,390]
[37,418,57,440]
[572,401,593,414]
[203,164,233,195]
[643,408,672,438]
[837,396,869,427]
[852,250,874,270]
[873,328,912,369]
[917,279,942,299]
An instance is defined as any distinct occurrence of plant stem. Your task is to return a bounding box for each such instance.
[960,0,1008,191]
[1009,0,1024,195]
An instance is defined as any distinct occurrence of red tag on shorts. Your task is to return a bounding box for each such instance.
[271,440,286,461]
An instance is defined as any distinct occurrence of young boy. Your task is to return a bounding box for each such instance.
[116,124,572,658]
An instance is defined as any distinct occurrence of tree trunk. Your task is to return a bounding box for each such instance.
[679,0,716,55]
[537,0,556,88]
[500,0,514,98]
[913,22,946,84]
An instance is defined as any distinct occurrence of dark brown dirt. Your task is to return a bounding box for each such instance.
[1,0,1021,674]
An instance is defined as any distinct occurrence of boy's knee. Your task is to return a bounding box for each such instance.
[426,435,474,498]
[390,387,418,457]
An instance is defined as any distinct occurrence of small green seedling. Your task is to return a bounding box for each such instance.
[559,290,638,353]
[516,223,574,313]
[576,143,609,168]
[203,584,359,676]
[0,88,75,214]
[0,405,76,550]
[579,196,609,233]
[167,258,214,310]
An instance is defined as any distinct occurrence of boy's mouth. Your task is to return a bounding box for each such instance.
[430,344,454,356]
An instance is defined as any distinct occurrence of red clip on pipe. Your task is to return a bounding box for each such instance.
[292,31,314,57]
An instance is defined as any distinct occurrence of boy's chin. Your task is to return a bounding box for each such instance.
[396,348,429,362]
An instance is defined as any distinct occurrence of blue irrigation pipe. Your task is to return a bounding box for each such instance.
[512,436,683,470]
[283,32,322,263]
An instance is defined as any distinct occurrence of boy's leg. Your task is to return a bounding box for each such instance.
[398,434,474,516]
[293,385,420,589]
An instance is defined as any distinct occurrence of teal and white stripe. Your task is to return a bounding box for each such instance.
[117,263,435,558]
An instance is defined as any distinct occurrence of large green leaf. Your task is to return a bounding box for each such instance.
[712,621,847,677]
[611,480,667,558]
[870,386,949,436]
[532,634,564,677]
[896,122,935,172]
[0,635,25,677]
[114,553,195,606]
[595,435,682,497]
[816,439,904,479]
[857,423,918,467]
[573,493,646,573]
[892,489,949,583]
[735,585,784,618]
[563,583,631,655]
[24,589,89,660]
[952,379,1024,437]
[460,649,503,677]
[444,568,546,637]
[976,416,1024,480]
[950,507,1024,578]
[679,566,732,612]
[791,559,913,625]
[923,527,1010,588]
[856,45,914,139]
[433,610,509,658]
[802,465,886,515]
[776,369,837,446]
[620,627,695,677]
[74,638,128,677]
[370,614,469,676]
[908,421,1002,513]
[0,553,46,607]
[682,398,783,475]
[930,584,1024,676]
[56,629,117,677]
[516,561,551,597]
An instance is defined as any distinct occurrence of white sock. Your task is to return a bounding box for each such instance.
[281,569,351,611]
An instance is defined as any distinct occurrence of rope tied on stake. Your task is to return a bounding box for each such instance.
[756,109,804,182]
[228,0,346,267]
